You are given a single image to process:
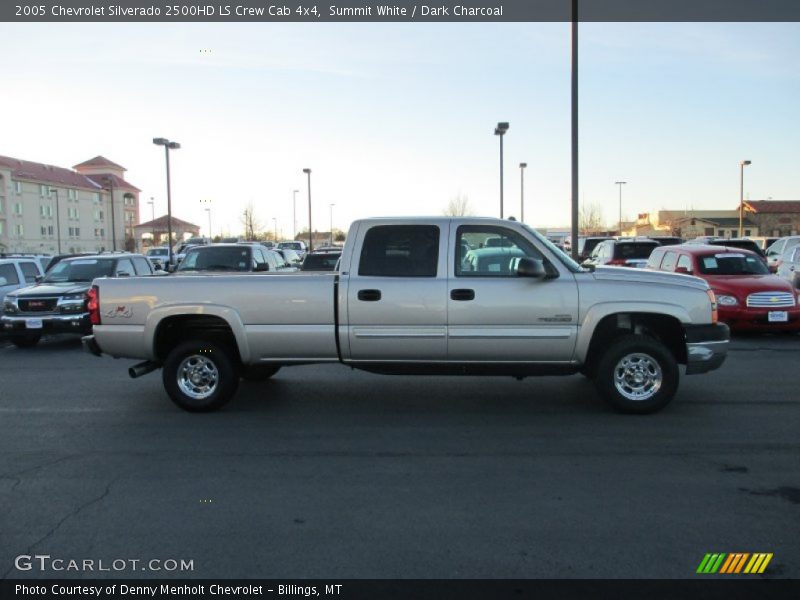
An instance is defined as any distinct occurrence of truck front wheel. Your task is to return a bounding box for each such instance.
[163,340,239,412]
[593,335,678,414]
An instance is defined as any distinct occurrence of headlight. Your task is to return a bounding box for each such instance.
[3,299,17,314]
[716,294,739,306]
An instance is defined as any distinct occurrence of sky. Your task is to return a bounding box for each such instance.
[3,21,799,238]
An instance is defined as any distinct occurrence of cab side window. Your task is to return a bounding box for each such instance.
[131,256,153,275]
[456,225,543,277]
[19,261,41,283]
[660,251,678,271]
[358,225,439,277]
[115,259,135,276]
[0,264,20,285]
[676,255,693,272]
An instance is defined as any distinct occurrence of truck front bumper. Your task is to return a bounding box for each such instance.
[1,313,91,336]
[684,323,730,375]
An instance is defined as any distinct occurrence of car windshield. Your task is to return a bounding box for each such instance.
[177,247,251,272]
[147,248,168,256]
[43,258,115,282]
[697,253,769,275]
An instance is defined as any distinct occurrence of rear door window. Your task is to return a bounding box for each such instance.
[676,255,693,272]
[358,225,440,277]
[660,251,678,271]
[131,256,153,275]
[0,264,20,285]
[115,259,136,276]
[19,261,41,283]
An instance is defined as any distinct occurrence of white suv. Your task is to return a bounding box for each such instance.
[0,258,44,300]
[766,236,800,271]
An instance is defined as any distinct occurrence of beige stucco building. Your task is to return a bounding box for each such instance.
[0,154,139,254]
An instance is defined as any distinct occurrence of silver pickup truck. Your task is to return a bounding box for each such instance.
[83,217,729,413]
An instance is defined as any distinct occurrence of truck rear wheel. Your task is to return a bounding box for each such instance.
[162,340,239,412]
[593,334,678,414]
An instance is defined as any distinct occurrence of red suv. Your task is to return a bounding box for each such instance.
[647,245,800,332]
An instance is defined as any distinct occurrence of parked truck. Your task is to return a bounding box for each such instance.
[82,217,729,413]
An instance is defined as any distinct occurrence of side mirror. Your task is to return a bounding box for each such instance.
[35,275,43,283]
[675,266,692,274]
[516,257,546,278]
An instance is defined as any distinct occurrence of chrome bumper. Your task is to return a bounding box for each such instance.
[685,323,730,375]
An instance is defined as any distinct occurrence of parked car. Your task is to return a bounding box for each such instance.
[750,236,780,252]
[146,247,170,270]
[776,245,800,289]
[0,257,44,301]
[576,236,613,262]
[766,236,800,272]
[1,253,156,347]
[647,244,800,332]
[686,237,764,257]
[174,244,297,274]
[301,249,342,272]
[648,236,684,246]
[274,247,303,268]
[277,240,307,258]
[583,238,660,268]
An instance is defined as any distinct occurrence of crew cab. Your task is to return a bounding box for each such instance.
[83,218,729,414]
[2,253,155,347]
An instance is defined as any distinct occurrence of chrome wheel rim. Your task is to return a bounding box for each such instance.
[177,355,219,400]
[613,352,662,401]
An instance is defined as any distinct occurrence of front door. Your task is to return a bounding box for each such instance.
[447,224,579,363]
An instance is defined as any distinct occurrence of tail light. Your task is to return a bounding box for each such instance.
[706,289,718,324]
[87,285,101,325]
[608,259,627,266]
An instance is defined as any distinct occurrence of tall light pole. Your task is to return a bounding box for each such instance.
[303,168,313,252]
[104,176,116,251]
[153,137,180,268]
[48,188,62,253]
[292,189,299,240]
[739,160,752,237]
[519,163,527,223]
[272,217,277,242]
[615,181,627,236]
[570,0,579,260]
[148,197,155,244]
[205,208,212,239]
[494,122,509,218]
[329,203,335,246]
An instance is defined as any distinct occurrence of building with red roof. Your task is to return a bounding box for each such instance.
[0,154,140,253]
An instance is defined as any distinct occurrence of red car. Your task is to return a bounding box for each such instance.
[647,245,800,332]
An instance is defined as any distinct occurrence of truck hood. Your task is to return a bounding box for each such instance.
[7,281,90,298]
[591,266,709,291]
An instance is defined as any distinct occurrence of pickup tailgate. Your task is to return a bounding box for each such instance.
[91,273,338,362]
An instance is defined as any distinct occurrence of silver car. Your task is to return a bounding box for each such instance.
[776,245,800,288]
[766,235,800,271]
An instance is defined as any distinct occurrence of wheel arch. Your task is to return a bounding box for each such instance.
[150,309,248,364]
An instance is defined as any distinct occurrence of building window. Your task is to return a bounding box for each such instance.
[94,228,105,238]
[41,225,47,236]
[0,221,4,235]
[92,192,101,203]
[68,207,79,220]
[14,224,24,236]
[40,205,54,218]
[40,184,50,197]
[0,198,4,213]
[68,189,78,200]
[14,181,22,194]
[94,209,105,220]
[68,226,81,237]
[13,203,23,215]
[744,229,751,237]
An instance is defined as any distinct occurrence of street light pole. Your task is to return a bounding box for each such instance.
[49,188,62,253]
[739,160,752,237]
[206,208,212,239]
[494,122,509,218]
[329,203,335,246]
[615,181,627,236]
[148,196,156,247]
[105,176,116,251]
[519,163,527,223]
[272,217,277,242]
[153,137,180,268]
[292,189,299,240]
[303,168,313,252]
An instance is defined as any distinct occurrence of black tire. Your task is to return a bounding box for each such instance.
[593,334,678,414]
[162,340,239,412]
[241,365,281,381]
[10,333,41,348]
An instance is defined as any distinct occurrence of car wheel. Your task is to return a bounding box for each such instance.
[10,333,41,348]
[593,334,678,414]
[162,340,239,412]
[241,365,281,381]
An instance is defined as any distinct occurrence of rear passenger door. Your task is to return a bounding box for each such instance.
[345,224,448,361]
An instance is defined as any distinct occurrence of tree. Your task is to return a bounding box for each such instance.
[241,202,262,240]
[443,192,474,217]
[579,203,606,234]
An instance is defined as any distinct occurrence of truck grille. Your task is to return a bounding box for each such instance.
[18,298,59,312]
[746,291,795,308]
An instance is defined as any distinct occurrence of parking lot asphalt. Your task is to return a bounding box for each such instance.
[0,333,798,580]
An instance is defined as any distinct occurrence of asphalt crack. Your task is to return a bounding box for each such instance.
[0,454,80,491]
[0,477,118,580]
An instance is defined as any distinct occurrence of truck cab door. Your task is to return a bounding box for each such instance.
[344,223,449,361]
[447,224,579,362]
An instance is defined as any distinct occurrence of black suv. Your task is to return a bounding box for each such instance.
[1,254,155,347]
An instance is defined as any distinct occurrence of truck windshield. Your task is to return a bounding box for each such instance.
[522,225,583,272]
[44,259,115,282]
[697,253,769,275]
